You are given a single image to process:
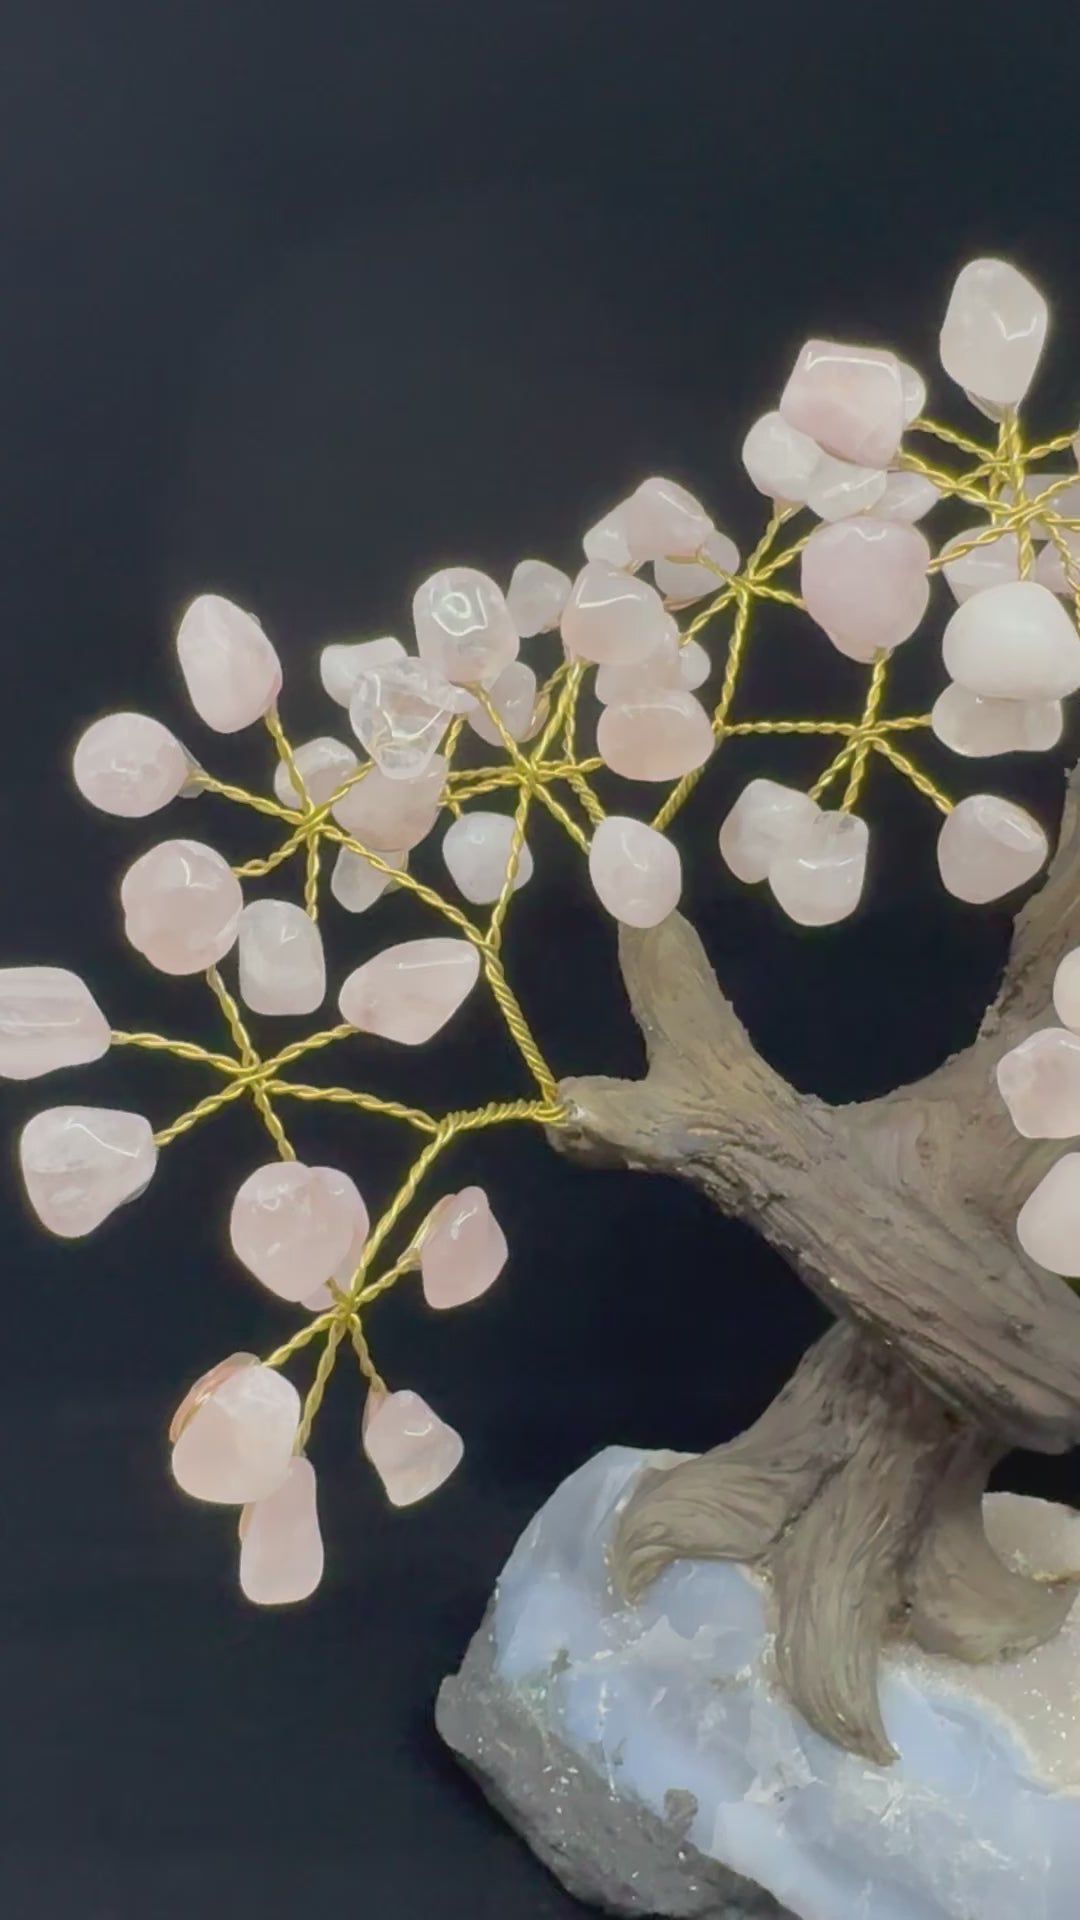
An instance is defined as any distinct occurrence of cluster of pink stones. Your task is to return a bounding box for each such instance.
[999,956,1080,1284]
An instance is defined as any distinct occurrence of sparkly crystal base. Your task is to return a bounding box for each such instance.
[438,1448,1080,1920]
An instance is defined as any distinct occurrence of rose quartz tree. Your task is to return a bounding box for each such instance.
[4,256,1080,1748]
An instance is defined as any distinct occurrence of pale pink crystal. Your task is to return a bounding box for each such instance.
[873,470,940,524]
[73,712,189,817]
[942,581,1080,700]
[176,594,282,733]
[298,1175,371,1304]
[467,662,541,746]
[718,779,820,885]
[363,1388,464,1506]
[561,562,672,666]
[413,568,518,685]
[741,411,822,503]
[804,455,887,522]
[441,812,533,904]
[349,659,458,779]
[930,684,1062,757]
[506,560,572,637]
[332,756,446,851]
[898,361,927,423]
[239,1456,324,1605]
[238,900,326,1016]
[940,259,1048,408]
[339,938,481,1044]
[169,1354,257,1443]
[768,812,869,926]
[19,1105,156,1237]
[320,637,405,708]
[583,501,637,568]
[330,844,407,913]
[0,967,110,1080]
[653,530,740,605]
[594,626,682,707]
[800,518,930,661]
[230,1162,361,1300]
[1034,531,1080,598]
[420,1186,507,1309]
[678,640,711,691]
[997,1028,1080,1139]
[941,527,1020,603]
[272,737,358,809]
[120,839,242,975]
[1017,1154,1080,1277]
[588,816,681,927]
[597,688,714,781]
[779,340,906,469]
[624,476,713,561]
[936,794,1048,902]
[170,1362,299,1504]
[1054,950,1080,1031]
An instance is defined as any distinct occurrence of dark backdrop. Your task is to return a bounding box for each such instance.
[2,5,1080,1916]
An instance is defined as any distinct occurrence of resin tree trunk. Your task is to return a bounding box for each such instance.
[550,768,1080,1766]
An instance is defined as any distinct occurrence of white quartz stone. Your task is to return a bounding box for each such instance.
[319,637,405,708]
[936,794,1048,902]
[940,258,1048,407]
[768,810,869,925]
[997,1027,1080,1138]
[237,900,326,1016]
[942,581,1080,700]
[874,469,940,523]
[1017,1153,1080,1276]
[330,844,407,914]
[804,453,887,521]
[740,410,822,503]
[931,683,1062,757]
[718,779,820,885]
[1053,948,1080,1032]
[506,560,573,638]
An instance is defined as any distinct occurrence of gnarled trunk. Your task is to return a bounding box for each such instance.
[550,769,1080,1763]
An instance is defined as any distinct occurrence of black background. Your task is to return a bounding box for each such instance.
[2,5,1080,1916]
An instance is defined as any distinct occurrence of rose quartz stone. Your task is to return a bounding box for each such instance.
[1017,1153,1080,1277]
[230,1162,362,1300]
[588,816,682,927]
[898,361,927,423]
[0,966,110,1080]
[272,737,358,809]
[363,1388,464,1506]
[804,455,887,522]
[583,500,637,568]
[176,594,282,733]
[349,658,459,780]
[625,477,713,561]
[420,1186,507,1309]
[653,530,740,605]
[120,838,243,975]
[597,688,714,781]
[1034,530,1080,597]
[441,812,534,904]
[940,259,1048,407]
[320,636,405,708]
[873,470,940,524]
[801,518,930,661]
[997,1028,1080,1139]
[239,1456,324,1605]
[561,562,672,666]
[942,581,1080,700]
[506,560,572,637]
[73,712,189,817]
[19,1105,156,1237]
[1010,472,1080,533]
[339,938,481,1044]
[780,340,906,469]
[467,662,541,746]
[931,684,1062,757]
[718,779,820,885]
[298,1171,371,1305]
[169,1353,257,1443]
[936,794,1048,902]
[330,844,407,913]
[171,1361,300,1504]
[595,626,682,707]
[332,756,446,851]
[1054,950,1080,1031]
[941,527,1020,604]
[741,411,823,503]
[238,900,326,1016]
[678,639,711,692]
[768,811,869,926]
[413,568,518,685]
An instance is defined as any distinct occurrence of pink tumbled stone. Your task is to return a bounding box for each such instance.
[997,1027,1080,1139]
[442,812,533,904]
[238,900,326,1016]
[19,1105,156,1237]
[780,340,906,469]
[320,637,405,708]
[176,594,282,733]
[420,1186,507,1309]
[230,1162,361,1300]
[801,517,930,661]
[942,582,1080,700]
[339,938,480,1044]
[583,500,637,568]
[588,816,682,927]
[941,527,1020,604]
[561,562,672,666]
[332,756,445,851]
[804,455,886,523]
[653,530,740,605]
[595,626,681,707]
[936,794,1048,903]
[0,967,110,1080]
[506,560,572,637]
[1035,531,1080,598]
[413,568,518,685]
[468,662,541,746]
[363,1388,464,1506]
[120,839,243,975]
[1017,1153,1080,1277]
[597,688,714,781]
[873,470,940,524]
[625,476,713,561]
[719,779,820,885]
[930,684,1062,758]
[73,712,190,817]
[169,1353,257,1442]
[349,659,459,780]
[330,844,407,913]
[898,361,927,423]
[272,737,358,809]
[170,1360,300,1505]
[678,640,711,692]
[741,411,823,504]
[239,1456,324,1605]
[768,812,869,926]
[940,259,1048,408]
